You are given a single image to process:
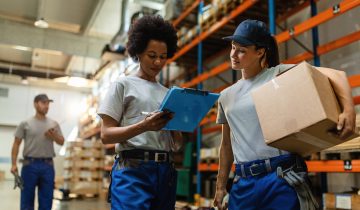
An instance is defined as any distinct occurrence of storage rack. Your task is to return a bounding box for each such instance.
[166,0,360,204]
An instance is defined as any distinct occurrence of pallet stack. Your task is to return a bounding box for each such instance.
[63,140,104,196]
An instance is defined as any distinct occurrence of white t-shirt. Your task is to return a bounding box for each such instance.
[216,64,295,163]
[97,75,173,152]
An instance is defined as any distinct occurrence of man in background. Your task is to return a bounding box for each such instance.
[10,94,64,210]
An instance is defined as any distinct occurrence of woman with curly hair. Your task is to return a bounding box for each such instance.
[98,15,182,210]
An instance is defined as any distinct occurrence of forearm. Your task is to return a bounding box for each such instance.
[11,144,19,166]
[53,135,64,145]
[101,122,146,144]
[317,67,354,112]
[216,144,234,190]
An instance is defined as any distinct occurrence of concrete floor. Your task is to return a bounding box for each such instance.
[0,180,110,210]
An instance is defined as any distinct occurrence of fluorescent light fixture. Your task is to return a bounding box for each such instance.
[54,76,95,88]
[34,18,49,28]
[53,76,69,83]
[67,76,89,87]
[12,45,32,51]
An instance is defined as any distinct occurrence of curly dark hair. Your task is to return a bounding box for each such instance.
[126,15,178,61]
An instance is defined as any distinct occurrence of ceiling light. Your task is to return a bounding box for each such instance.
[53,76,69,83]
[67,77,89,87]
[21,76,29,85]
[12,45,32,51]
[34,18,49,28]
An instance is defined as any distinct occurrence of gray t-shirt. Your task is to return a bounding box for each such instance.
[217,64,295,163]
[14,117,62,158]
[97,75,173,152]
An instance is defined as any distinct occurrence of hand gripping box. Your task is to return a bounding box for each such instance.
[252,61,357,156]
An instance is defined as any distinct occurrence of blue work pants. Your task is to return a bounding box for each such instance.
[21,159,55,210]
[110,158,177,210]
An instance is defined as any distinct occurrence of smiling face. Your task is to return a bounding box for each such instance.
[230,41,263,70]
[137,40,168,82]
[230,41,266,79]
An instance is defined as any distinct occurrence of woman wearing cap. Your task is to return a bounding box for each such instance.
[213,19,355,210]
[97,15,182,210]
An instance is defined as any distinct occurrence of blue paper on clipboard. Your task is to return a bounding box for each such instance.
[159,86,220,132]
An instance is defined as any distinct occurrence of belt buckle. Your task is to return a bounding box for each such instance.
[249,163,261,176]
[155,153,167,162]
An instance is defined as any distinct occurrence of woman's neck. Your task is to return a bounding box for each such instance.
[136,68,156,82]
[241,65,264,80]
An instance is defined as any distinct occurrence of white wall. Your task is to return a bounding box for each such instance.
[0,82,88,179]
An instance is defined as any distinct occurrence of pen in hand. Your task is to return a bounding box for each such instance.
[141,112,151,116]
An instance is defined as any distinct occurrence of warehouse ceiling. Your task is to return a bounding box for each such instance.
[0,0,164,84]
[0,0,307,86]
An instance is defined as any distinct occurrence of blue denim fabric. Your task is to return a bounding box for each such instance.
[110,158,177,210]
[229,155,300,210]
[21,159,54,210]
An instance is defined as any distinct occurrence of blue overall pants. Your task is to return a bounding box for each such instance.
[21,158,55,210]
[110,157,177,210]
[228,154,301,210]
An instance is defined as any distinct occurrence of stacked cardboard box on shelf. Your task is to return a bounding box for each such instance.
[177,0,244,48]
[200,148,219,160]
[78,96,101,139]
[323,193,360,209]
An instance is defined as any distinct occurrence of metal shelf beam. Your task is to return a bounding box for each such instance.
[198,160,360,173]
[349,75,360,88]
[275,0,360,43]
[181,62,231,88]
[283,30,360,64]
[181,30,360,88]
[167,0,258,64]
[172,0,201,27]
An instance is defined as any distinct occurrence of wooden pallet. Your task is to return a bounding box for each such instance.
[320,137,360,160]
[64,177,102,182]
[200,157,219,164]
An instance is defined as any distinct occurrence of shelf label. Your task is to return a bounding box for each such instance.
[344,160,352,171]
[335,195,351,209]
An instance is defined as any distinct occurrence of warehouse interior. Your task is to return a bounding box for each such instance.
[0,0,360,209]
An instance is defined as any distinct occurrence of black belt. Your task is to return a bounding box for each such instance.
[235,154,306,178]
[119,149,171,162]
[24,157,53,161]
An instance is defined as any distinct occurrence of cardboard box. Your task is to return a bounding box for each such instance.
[323,193,360,209]
[252,62,357,156]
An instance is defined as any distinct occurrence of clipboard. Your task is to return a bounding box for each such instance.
[159,86,220,132]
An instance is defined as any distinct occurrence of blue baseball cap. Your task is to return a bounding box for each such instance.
[223,19,270,48]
